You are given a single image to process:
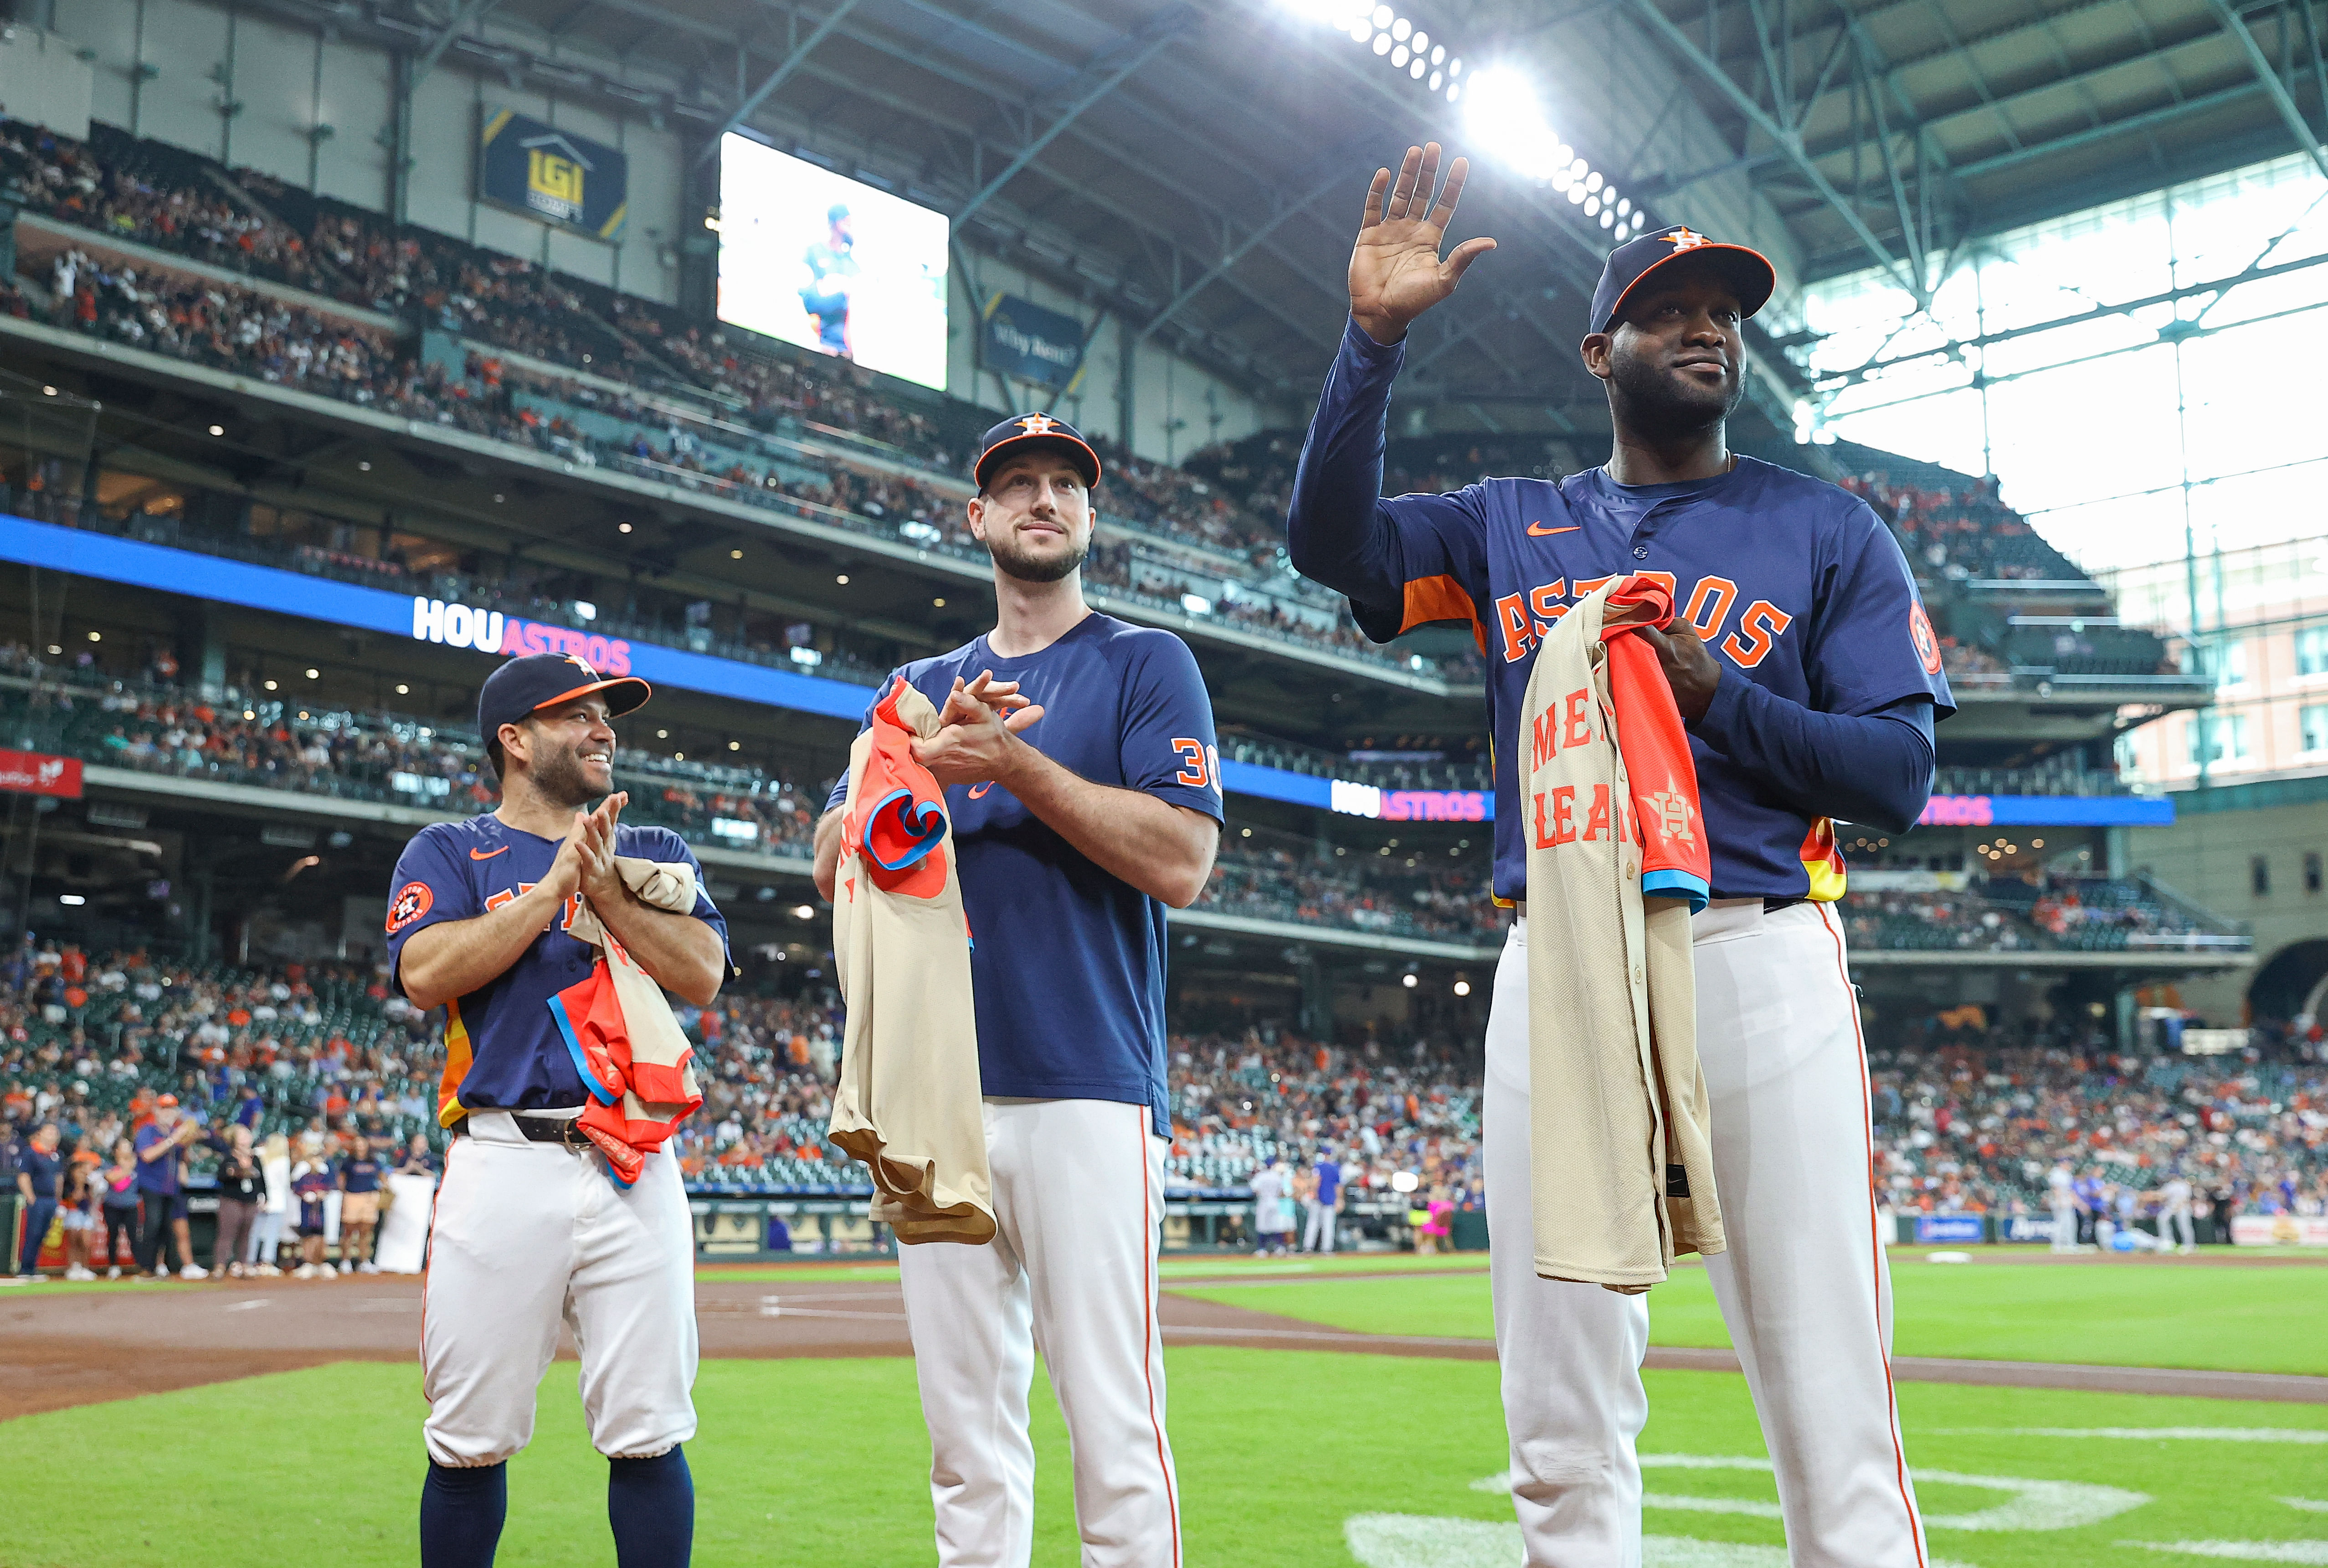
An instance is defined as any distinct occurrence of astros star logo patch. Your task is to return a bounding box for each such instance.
[1016,414,1060,435]
[1645,787,1697,844]
[1664,226,1711,251]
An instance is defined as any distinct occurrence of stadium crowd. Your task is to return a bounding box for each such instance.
[1869,1020,2328,1221]
[8,933,2321,1275]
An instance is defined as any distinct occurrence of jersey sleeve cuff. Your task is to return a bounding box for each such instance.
[1343,313,1410,365]
[1149,783,1226,823]
[1643,869,1710,913]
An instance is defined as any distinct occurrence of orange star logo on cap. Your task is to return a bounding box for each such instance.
[1016,414,1059,435]
[1664,226,1711,250]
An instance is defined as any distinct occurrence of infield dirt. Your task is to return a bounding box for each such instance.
[6,1259,2321,1423]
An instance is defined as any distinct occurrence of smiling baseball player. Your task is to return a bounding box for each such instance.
[814,414,1221,1568]
[1287,144,1952,1567]
[388,652,730,1568]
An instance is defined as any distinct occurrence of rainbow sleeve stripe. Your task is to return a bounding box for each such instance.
[436,997,474,1128]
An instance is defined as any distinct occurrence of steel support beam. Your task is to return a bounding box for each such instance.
[1815,243,2328,393]
[695,0,867,168]
[2205,0,2328,182]
[1950,81,2264,177]
[1136,158,1352,344]
[954,13,1193,227]
[413,0,504,89]
[1622,0,1924,300]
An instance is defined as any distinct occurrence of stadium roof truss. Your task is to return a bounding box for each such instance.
[1622,0,2328,355]
[242,0,2325,423]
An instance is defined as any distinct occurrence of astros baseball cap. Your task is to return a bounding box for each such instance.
[1589,224,1776,336]
[972,413,1103,493]
[156,1094,177,1107]
[478,652,651,751]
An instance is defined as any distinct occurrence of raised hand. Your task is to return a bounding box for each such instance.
[1349,142,1497,346]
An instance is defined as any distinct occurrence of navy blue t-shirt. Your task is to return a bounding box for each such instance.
[385,815,730,1125]
[133,1123,181,1194]
[829,613,1222,1135]
[19,1144,60,1200]
[1289,318,1955,901]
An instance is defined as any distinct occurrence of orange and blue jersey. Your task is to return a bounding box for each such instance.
[385,814,729,1126]
[1288,317,1953,904]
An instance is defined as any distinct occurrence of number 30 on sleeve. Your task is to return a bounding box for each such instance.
[1171,738,1218,791]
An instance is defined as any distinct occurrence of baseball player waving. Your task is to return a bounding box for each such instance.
[387,653,730,1568]
[815,414,1221,1568]
[1286,145,1953,1568]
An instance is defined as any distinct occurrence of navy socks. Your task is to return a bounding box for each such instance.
[419,1446,692,1567]
[419,1460,508,1568]
[607,1445,695,1568]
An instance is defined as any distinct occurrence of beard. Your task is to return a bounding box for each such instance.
[986,525,1088,584]
[528,737,605,810]
[1608,340,1743,438]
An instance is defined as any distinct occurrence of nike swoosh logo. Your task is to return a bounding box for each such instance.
[967,782,994,799]
[470,846,509,860]
[1527,523,1580,537]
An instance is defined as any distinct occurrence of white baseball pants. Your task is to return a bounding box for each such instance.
[1303,1200,1338,1253]
[2050,1201,2081,1252]
[2163,1205,2195,1249]
[1487,901,1927,1568]
[420,1110,699,1468]
[899,1097,1181,1568]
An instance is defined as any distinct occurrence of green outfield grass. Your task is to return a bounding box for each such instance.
[1174,1258,2328,1376]
[2,1350,2325,1567]
[688,1252,1495,1284]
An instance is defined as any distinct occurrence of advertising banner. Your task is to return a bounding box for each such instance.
[980,292,1088,392]
[0,749,81,797]
[1917,792,2174,828]
[1914,1213,1986,1244]
[2231,1214,2328,1246]
[478,108,629,242]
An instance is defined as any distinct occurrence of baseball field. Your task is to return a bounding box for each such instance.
[1,1249,2323,1568]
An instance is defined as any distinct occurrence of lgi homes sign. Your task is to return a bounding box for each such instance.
[478,108,630,242]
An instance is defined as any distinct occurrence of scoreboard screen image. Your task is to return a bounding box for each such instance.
[717,135,951,390]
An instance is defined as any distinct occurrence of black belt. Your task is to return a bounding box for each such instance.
[1763,897,1806,913]
[456,1113,593,1147]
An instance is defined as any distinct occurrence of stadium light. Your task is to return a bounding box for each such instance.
[1462,70,1649,237]
[59,894,85,906]
[1290,0,1464,100]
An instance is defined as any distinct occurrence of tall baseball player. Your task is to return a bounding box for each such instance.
[2048,1161,2081,1254]
[1286,144,1952,1567]
[813,414,1221,1568]
[388,652,730,1568]
[2160,1172,2196,1253]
